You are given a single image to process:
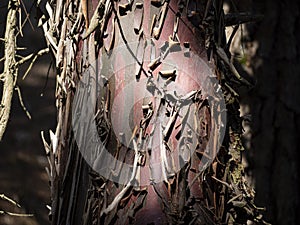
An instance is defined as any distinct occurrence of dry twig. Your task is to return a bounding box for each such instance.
[0,193,33,217]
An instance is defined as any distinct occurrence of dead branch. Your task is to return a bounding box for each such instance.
[0,2,48,140]
[224,13,263,26]
[0,0,19,141]
[15,48,49,80]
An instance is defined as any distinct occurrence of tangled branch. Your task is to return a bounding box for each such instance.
[0,0,49,141]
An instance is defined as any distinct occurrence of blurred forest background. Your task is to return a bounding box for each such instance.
[0,0,299,225]
[0,1,55,224]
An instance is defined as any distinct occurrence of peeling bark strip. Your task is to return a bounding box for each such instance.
[82,0,89,29]
[42,0,268,224]
[152,0,169,39]
[0,0,18,141]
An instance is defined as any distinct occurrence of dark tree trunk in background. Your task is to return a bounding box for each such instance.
[250,1,300,224]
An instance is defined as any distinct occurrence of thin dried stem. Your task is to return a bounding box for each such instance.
[0,211,33,217]
[15,86,31,119]
[17,0,35,35]
[15,48,49,80]
[0,194,21,208]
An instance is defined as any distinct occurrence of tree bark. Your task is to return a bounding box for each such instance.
[250,1,300,224]
[39,0,266,224]
[0,0,18,140]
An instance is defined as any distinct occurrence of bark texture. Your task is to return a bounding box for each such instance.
[0,0,18,140]
[39,0,266,224]
[249,1,300,224]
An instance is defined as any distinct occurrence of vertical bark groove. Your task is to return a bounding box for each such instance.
[250,0,300,224]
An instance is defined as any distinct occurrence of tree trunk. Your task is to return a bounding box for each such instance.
[39,0,266,224]
[249,1,300,224]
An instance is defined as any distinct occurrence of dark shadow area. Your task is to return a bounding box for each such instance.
[247,1,300,224]
[226,0,300,224]
[0,1,55,224]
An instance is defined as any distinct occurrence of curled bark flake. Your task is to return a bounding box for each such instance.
[83,0,109,39]
[163,109,179,142]
[135,35,146,80]
[100,139,140,217]
[159,69,176,79]
[153,1,169,40]
[133,2,144,34]
[118,1,133,16]
[103,15,116,52]
[151,0,163,8]
[148,56,161,71]
[82,0,89,29]
[150,14,157,36]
